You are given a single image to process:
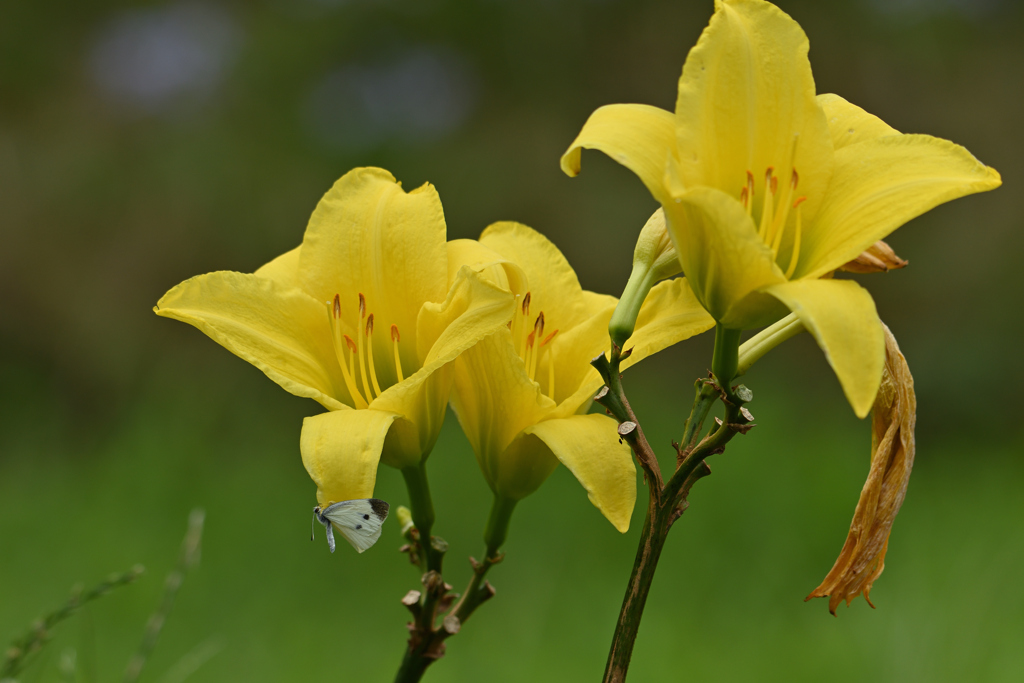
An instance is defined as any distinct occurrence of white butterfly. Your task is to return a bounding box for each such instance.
[312,499,390,553]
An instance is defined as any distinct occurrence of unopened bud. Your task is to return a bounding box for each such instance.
[609,209,683,348]
[396,505,414,536]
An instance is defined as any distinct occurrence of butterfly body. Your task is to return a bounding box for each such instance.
[312,499,390,553]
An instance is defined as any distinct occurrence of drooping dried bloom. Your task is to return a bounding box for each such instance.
[839,240,909,274]
[806,322,916,614]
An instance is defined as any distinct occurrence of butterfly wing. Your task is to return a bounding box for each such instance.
[321,499,390,553]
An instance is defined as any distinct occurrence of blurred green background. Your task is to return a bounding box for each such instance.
[2,0,1022,681]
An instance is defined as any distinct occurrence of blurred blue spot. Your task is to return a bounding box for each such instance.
[88,3,241,112]
[305,47,478,151]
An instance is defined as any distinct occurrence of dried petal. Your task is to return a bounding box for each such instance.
[839,240,909,274]
[806,322,916,614]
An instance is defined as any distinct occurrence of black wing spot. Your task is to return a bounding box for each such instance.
[363,514,370,520]
[369,498,390,520]
[355,524,362,530]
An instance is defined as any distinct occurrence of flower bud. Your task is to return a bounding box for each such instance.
[396,505,415,536]
[609,209,683,348]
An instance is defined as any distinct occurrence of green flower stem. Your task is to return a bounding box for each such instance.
[711,324,742,398]
[401,461,443,574]
[608,268,655,349]
[736,313,804,377]
[482,495,517,559]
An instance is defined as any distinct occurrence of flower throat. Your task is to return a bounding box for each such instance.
[740,166,808,279]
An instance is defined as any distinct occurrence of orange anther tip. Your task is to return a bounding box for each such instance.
[366,314,374,334]
[391,324,400,342]
[332,294,341,318]
[542,330,559,346]
[793,196,808,207]
[344,335,357,353]
[358,293,366,316]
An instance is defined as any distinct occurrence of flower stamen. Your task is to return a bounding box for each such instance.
[326,294,368,409]
[355,294,374,402]
[784,196,807,279]
[365,313,383,398]
[768,168,800,257]
[391,324,404,383]
[757,167,775,240]
[542,329,558,400]
[528,312,545,381]
[745,171,755,217]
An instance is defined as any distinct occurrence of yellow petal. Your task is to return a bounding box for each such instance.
[300,408,400,506]
[480,222,613,334]
[674,0,833,219]
[368,266,515,467]
[817,93,899,150]
[445,238,529,297]
[796,134,1002,280]
[623,277,716,369]
[763,278,883,418]
[298,167,449,369]
[560,103,676,204]
[254,245,302,289]
[450,330,556,493]
[155,271,348,411]
[664,186,786,328]
[525,414,636,533]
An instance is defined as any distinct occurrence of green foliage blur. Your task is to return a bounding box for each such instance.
[2,0,1022,681]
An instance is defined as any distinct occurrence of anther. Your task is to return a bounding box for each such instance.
[522,292,531,316]
[770,175,778,195]
[344,335,357,354]
[391,324,400,343]
[332,294,341,319]
[740,186,749,209]
[541,330,559,346]
[358,293,366,318]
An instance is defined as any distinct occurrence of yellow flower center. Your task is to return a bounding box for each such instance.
[325,293,405,409]
[740,166,808,279]
[509,291,558,401]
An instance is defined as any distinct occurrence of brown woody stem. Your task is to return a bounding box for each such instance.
[594,329,752,683]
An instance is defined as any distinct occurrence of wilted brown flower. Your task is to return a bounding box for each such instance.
[839,240,909,274]
[806,322,916,614]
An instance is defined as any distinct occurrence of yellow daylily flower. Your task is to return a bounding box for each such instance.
[561,0,1000,417]
[447,223,714,532]
[156,167,514,508]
